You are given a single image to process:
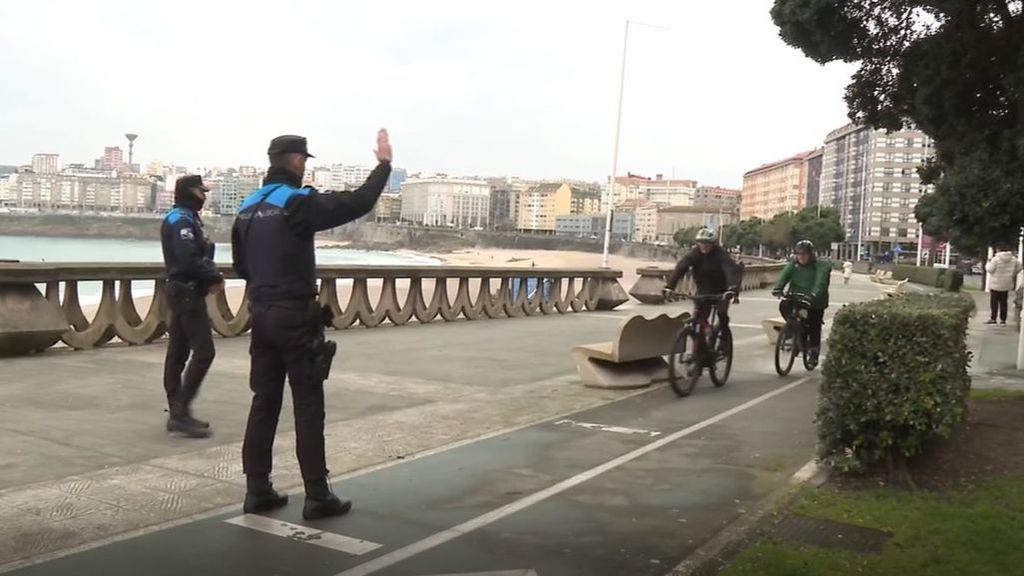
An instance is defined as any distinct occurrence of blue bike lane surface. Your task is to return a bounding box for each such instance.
[4,350,822,576]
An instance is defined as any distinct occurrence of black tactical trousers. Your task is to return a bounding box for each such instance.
[163,281,215,413]
[242,299,328,481]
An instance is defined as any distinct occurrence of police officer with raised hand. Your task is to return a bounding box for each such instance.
[232,130,392,519]
[161,175,224,439]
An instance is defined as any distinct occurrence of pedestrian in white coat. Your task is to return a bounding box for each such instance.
[985,245,1022,325]
[842,260,854,285]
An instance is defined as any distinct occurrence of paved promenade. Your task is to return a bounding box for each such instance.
[0,275,897,575]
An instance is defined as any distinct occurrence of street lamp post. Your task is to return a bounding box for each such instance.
[856,154,868,262]
[601,19,670,269]
[1016,228,1024,370]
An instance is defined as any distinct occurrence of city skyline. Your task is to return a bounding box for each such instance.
[3,141,746,193]
[0,0,854,188]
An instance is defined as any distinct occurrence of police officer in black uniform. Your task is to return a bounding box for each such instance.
[232,131,392,519]
[161,175,224,439]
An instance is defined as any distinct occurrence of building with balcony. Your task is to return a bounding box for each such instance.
[655,206,741,245]
[740,150,819,221]
[820,123,934,260]
[399,176,490,228]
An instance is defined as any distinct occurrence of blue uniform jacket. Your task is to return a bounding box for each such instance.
[232,161,390,303]
[161,206,223,290]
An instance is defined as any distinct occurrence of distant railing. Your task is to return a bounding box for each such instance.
[627,263,786,304]
[0,263,629,355]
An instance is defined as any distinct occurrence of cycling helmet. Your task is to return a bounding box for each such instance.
[695,228,717,243]
[795,240,815,254]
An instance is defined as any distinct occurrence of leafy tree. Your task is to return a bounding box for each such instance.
[772,0,1024,251]
[722,217,764,252]
[760,212,795,254]
[673,225,703,247]
[792,206,845,251]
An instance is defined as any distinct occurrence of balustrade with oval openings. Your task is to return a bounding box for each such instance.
[0,263,629,354]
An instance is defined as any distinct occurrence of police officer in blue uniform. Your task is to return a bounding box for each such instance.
[161,175,224,439]
[232,131,392,519]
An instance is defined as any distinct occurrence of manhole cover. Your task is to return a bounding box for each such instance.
[770,514,891,554]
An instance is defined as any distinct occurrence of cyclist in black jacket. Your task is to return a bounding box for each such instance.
[663,228,743,328]
[232,131,391,520]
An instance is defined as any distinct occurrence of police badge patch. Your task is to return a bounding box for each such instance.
[180,228,194,240]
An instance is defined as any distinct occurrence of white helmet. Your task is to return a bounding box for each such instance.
[695,228,716,243]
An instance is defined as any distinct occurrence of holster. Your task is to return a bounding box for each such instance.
[308,304,337,386]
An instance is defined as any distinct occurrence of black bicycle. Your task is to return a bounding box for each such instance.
[774,293,819,376]
[666,292,737,397]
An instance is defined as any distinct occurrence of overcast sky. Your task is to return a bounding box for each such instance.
[0,0,854,188]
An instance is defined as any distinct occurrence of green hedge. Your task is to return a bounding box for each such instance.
[890,264,963,291]
[817,293,974,473]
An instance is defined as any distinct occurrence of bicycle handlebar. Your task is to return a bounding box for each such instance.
[663,290,738,304]
[776,292,813,302]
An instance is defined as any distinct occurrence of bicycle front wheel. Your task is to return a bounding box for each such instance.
[668,327,700,397]
[709,327,733,387]
[774,323,797,377]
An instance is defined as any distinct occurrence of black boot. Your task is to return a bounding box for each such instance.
[302,477,352,520]
[166,414,212,438]
[243,476,289,514]
[167,400,212,439]
[168,393,210,429]
[183,414,210,428]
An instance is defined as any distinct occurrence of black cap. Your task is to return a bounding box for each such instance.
[174,175,210,195]
[267,135,315,158]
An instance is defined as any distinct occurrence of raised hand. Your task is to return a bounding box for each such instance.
[374,128,392,163]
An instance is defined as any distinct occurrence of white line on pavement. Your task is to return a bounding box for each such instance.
[553,419,661,437]
[225,514,382,556]
[790,459,820,484]
[579,313,632,320]
[419,565,540,569]
[741,297,853,306]
[335,375,816,576]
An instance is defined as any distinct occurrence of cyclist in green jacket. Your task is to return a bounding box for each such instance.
[772,240,831,363]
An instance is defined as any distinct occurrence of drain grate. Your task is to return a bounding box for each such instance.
[769,514,892,554]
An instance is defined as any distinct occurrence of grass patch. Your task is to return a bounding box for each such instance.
[970,388,1024,401]
[722,478,1024,576]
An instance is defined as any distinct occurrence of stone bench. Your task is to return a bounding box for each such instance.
[883,278,909,297]
[571,312,690,389]
[869,270,893,283]
[761,318,785,344]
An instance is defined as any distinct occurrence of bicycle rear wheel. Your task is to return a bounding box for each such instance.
[708,326,733,387]
[668,327,700,397]
[774,323,797,376]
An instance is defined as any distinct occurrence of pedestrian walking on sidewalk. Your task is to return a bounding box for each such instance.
[842,260,853,285]
[160,175,224,438]
[985,245,1021,325]
[232,131,392,520]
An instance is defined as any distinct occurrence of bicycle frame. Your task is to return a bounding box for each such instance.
[779,294,812,351]
[670,292,732,365]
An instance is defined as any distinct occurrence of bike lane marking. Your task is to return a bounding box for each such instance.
[224,514,382,556]
[552,419,661,437]
[335,374,816,576]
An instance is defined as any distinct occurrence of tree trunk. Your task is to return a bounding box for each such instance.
[886,449,917,490]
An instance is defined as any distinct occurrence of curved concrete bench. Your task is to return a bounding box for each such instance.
[571,312,690,389]
[761,318,785,344]
[870,270,894,284]
[883,279,909,297]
